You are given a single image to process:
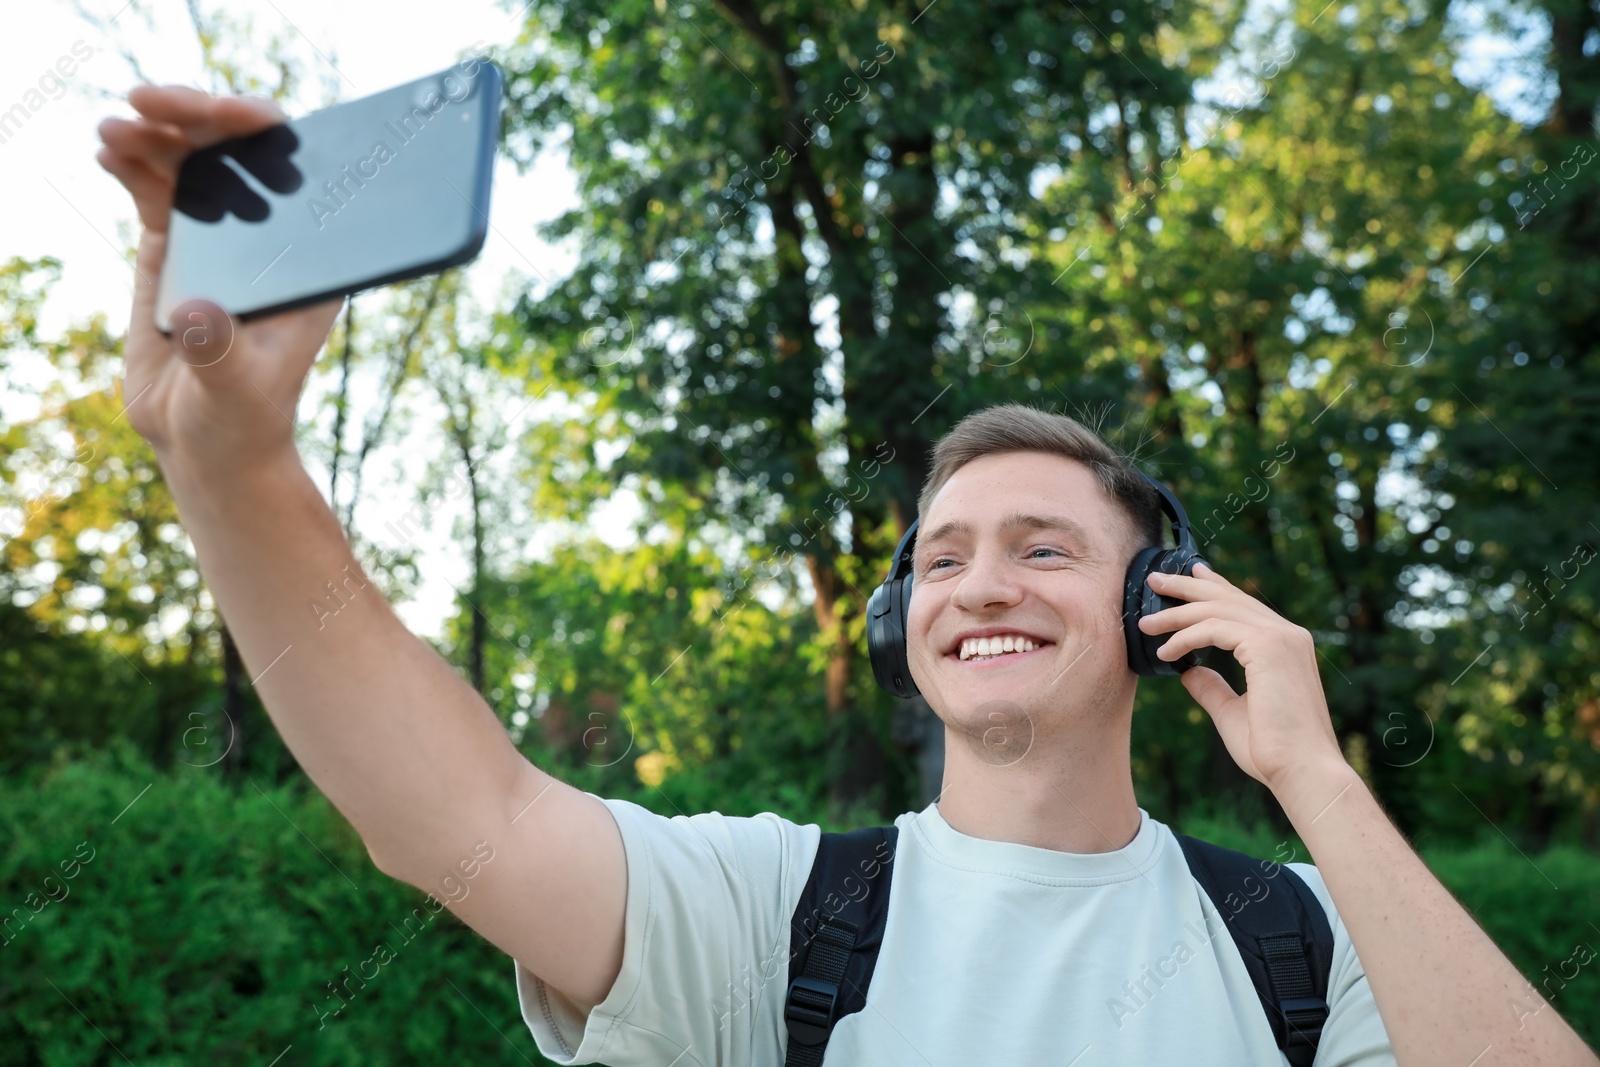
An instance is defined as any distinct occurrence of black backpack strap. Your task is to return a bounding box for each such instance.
[1176,834,1334,1067]
[783,825,898,1067]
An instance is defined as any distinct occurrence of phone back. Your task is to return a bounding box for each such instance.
[155,59,501,332]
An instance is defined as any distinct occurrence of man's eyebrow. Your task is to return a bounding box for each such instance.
[1002,512,1094,543]
[917,512,1096,552]
[918,519,967,549]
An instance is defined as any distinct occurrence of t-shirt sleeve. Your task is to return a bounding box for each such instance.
[1285,862,1397,1067]
[512,795,820,1067]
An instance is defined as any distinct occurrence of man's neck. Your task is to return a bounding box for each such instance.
[933,725,1141,855]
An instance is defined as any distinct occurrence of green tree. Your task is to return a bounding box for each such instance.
[498,0,1198,812]
[456,533,837,817]
[1409,0,1600,844]
[1029,0,1544,835]
[0,257,226,773]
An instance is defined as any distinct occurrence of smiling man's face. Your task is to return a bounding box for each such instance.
[905,451,1145,739]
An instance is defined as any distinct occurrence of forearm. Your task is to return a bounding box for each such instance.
[158,444,525,878]
[1276,763,1598,1067]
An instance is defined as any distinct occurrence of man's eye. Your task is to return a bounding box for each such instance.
[928,558,956,571]
[1029,547,1064,559]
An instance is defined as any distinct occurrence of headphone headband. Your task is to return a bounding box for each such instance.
[1142,476,1195,553]
[885,521,918,582]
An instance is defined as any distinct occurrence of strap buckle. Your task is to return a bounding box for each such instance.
[785,976,839,1047]
[1279,996,1329,1048]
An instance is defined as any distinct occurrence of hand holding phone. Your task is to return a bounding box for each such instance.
[97,85,346,476]
[97,59,499,478]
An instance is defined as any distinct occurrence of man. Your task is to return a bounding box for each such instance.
[96,86,1595,1067]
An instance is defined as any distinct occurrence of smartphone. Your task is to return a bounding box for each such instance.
[155,57,502,333]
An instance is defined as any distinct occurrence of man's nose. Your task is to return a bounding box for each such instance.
[949,548,1024,612]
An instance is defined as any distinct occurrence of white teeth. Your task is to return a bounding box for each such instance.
[957,635,1040,660]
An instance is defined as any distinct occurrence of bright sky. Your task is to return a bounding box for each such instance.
[2,0,591,639]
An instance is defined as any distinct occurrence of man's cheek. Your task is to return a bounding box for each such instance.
[905,637,933,684]
[905,627,941,690]
[1102,595,1133,644]
[911,620,947,672]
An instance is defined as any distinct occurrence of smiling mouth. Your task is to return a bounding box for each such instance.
[950,637,1053,664]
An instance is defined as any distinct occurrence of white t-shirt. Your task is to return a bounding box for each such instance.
[514,796,1395,1066]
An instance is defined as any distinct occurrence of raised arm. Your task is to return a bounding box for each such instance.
[1141,562,1599,1065]
[95,84,626,1011]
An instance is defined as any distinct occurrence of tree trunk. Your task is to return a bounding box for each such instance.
[328,301,355,522]
[803,552,848,713]
[346,278,446,523]
[446,408,488,698]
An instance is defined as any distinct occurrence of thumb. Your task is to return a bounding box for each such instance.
[1180,665,1239,718]
[168,298,244,382]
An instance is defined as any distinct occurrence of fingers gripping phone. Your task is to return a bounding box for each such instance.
[154,57,503,333]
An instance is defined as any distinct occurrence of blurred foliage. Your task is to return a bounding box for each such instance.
[0,745,551,1066]
[0,747,1595,1065]
[440,532,888,825]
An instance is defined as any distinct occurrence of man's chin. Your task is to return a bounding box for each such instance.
[925,691,1039,766]
[935,666,1045,704]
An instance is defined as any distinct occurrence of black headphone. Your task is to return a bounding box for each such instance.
[866,473,1210,699]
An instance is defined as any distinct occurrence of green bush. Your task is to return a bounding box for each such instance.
[0,744,554,1067]
[3,748,1596,1063]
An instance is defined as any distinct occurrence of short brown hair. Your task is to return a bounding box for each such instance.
[917,403,1165,561]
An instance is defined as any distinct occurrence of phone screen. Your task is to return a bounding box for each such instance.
[155,58,502,332]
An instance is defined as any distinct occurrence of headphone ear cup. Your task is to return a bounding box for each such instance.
[1123,546,1163,677]
[895,574,917,698]
[1124,548,1203,677]
[867,580,893,689]
[868,521,922,699]
[867,575,920,699]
